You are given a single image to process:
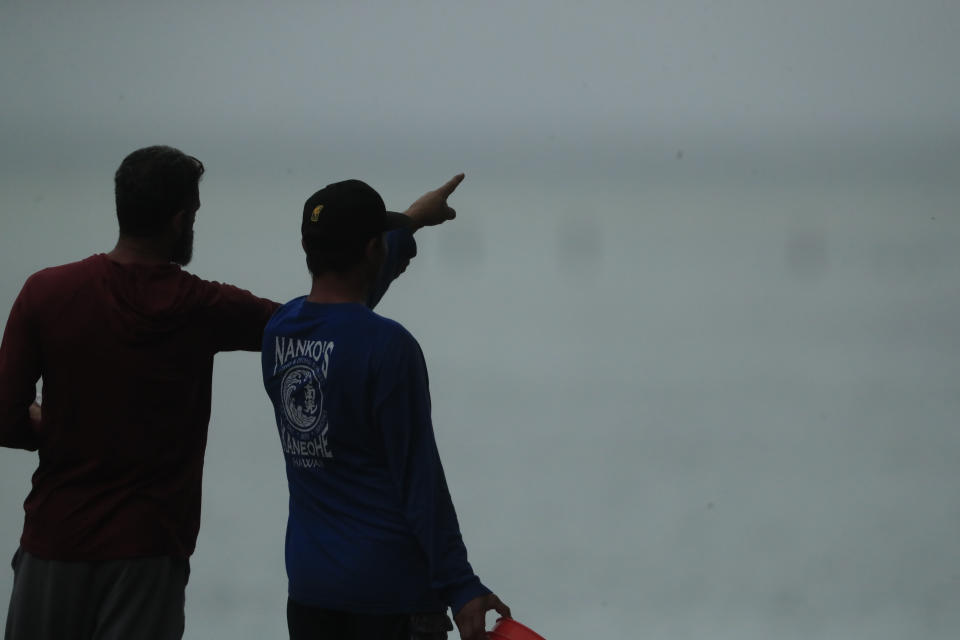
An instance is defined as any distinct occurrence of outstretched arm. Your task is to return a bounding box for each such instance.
[366,174,466,309]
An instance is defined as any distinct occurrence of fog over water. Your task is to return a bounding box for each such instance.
[2,2,959,638]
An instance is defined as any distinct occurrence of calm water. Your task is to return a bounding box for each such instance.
[1,157,958,639]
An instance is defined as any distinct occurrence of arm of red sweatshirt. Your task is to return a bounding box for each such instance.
[196,277,281,353]
[0,283,42,451]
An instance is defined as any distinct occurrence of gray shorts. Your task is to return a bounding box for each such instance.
[5,548,190,640]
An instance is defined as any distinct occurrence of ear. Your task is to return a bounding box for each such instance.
[364,234,385,261]
[171,210,187,233]
[301,237,307,252]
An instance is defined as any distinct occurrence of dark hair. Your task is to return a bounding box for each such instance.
[303,235,374,277]
[114,146,205,237]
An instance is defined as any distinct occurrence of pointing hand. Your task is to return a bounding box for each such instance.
[403,173,465,230]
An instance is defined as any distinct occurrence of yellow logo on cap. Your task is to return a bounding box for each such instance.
[310,205,323,222]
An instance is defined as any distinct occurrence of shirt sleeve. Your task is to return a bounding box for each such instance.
[375,331,490,615]
[0,281,43,451]
[366,228,418,310]
[198,280,281,353]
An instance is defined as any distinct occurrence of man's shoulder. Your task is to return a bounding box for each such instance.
[174,270,278,311]
[373,313,412,339]
[266,301,417,346]
[22,255,102,293]
[43,256,204,301]
[368,312,421,355]
[28,254,100,278]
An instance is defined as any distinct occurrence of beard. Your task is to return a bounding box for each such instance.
[171,226,194,266]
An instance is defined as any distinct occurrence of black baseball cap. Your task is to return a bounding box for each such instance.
[301,179,408,245]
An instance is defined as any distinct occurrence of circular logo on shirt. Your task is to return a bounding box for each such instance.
[281,365,324,433]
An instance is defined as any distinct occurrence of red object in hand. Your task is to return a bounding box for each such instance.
[488,618,547,640]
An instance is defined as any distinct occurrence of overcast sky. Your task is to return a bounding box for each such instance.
[2,0,958,159]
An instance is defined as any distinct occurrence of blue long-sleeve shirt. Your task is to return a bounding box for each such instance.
[261,232,489,616]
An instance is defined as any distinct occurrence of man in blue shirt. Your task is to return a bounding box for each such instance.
[262,177,510,640]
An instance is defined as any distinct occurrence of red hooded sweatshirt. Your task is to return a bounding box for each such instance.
[0,254,279,560]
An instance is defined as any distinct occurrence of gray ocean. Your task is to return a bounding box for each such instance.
[1,142,958,639]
